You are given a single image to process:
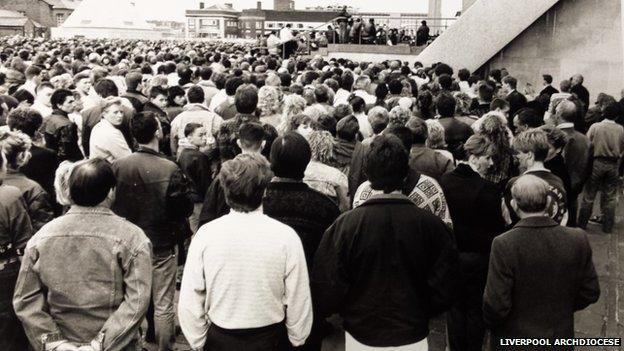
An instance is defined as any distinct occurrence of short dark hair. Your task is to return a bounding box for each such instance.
[503,76,518,89]
[438,74,453,90]
[69,158,116,207]
[386,125,414,150]
[458,68,470,81]
[50,89,74,110]
[94,79,118,98]
[434,63,453,77]
[435,93,456,118]
[336,115,359,141]
[199,67,213,80]
[7,108,42,137]
[125,72,143,91]
[149,86,168,99]
[515,108,543,128]
[12,89,35,105]
[513,129,550,162]
[388,79,403,94]
[238,122,265,149]
[349,95,366,113]
[279,72,291,87]
[186,85,205,104]
[406,117,427,145]
[235,84,258,114]
[269,132,311,180]
[131,111,159,144]
[489,98,510,112]
[184,122,203,137]
[314,85,329,104]
[603,101,622,121]
[365,134,409,193]
[167,86,186,105]
[542,74,553,84]
[225,76,245,96]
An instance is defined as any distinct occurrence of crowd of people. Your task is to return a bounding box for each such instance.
[0,35,615,351]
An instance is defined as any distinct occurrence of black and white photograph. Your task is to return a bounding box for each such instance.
[0,0,620,350]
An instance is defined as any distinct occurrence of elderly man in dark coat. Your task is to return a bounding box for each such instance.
[483,174,600,350]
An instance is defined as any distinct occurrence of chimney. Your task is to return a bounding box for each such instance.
[257,1,262,9]
[199,2,204,9]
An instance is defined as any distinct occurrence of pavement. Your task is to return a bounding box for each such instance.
[143,198,623,351]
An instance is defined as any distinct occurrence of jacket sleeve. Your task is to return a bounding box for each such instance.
[13,243,68,350]
[3,195,34,254]
[310,222,349,318]
[348,143,367,201]
[58,124,83,161]
[28,189,55,233]
[166,168,196,220]
[426,218,458,317]
[284,233,313,346]
[198,178,228,227]
[98,240,153,351]
[483,237,514,327]
[574,234,600,311]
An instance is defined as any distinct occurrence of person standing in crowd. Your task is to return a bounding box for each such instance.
[122,71,148,112]
[406,116,455,180]
[280,24,297,58]
[571,74,590,112]
[178,123,214,233]
[539,74,559,97]
[214,77,244,121]
[143,86,172,156]
[554,100,591,227]
[199,122,266,227]
[504,129,568,225]
[42,88,83,162]
[578,101,624,233]
[0,150,32,351]
[435,92,474,160]
[13,158,152,351]
[170,85,222,157]
[216,84,260,161]
[312,134,457,351]
[439,134,506,351]
[31,82,54,118]
[112,111,195,351]
[179,152,312,350]
[416,20,430,46]
[0,131,54,231]
[484,174,600,350]
[6,108,59,210]
[89,97,132,163]
[502,76,527,129]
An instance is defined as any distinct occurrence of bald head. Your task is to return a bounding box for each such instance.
[555,100,577,124]
[571,74,584,86]
[511,174,550,215]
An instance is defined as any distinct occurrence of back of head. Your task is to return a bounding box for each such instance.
[131,111,159,144]
[269,131,311,180]
[0,130,31,170]
[503,75,518,90]
[511,174,549,214]
[7,108,42,137]
[225,76,244,96]
[336,115,359,141]
[512,129,550,162]
[125,72,143,91]
[349,95,366,113]
[238,122,265,151]
[368,106,389,134]
[489,98,509,112]
[554,100,577,124]
[542,74,553,85]
[365,134,409,193]
[516,107,543,128]
[406,116,428,144]
[235,84,259,114]
[386,125,414,150]
[438,74,453,90]
[435,92,456,118]
[219,153,273,213]
[69,158,116,207]
[186,85,205,104]
[462,133,494,161]
[559,79,572,93]
[94,79,119,98]
[603,101,622,121]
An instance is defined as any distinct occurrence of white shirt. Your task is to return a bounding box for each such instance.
[178,209,313,350]
[31,101,53,119]
[280,27,294,42]
[354,112,373,139]
[267,35,281,54]
[89,119,131,163]
[333,88,351,106]
[353,89,377,105]
[208,89,227,112]
[18,80,37,96]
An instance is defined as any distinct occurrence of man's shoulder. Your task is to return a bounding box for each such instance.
[0,184,23,204]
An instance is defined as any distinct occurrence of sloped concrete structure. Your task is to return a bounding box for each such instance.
[51,0,159,39]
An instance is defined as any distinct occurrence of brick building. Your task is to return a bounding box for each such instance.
[0,0,80,29]
[0,9,44,37]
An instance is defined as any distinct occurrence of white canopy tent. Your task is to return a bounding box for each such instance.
[51,0,160,39]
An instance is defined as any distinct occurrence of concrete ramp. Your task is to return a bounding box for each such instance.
[417,0,561,71]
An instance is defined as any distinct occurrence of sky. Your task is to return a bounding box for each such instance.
[132,0,462,21]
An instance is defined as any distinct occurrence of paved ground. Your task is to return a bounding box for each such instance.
[144,198,623,351]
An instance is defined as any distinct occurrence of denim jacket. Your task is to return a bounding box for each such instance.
[13,206,153,351]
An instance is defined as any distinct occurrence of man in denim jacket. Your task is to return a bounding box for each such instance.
[13,158,152,351]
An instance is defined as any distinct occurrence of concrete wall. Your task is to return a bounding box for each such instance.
[485,0,622,99]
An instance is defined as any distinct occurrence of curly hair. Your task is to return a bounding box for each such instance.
[257,85,281,117]
[424,119,447,149]
[539,124,568,151]
[308,130,335,164]
[0,130,32,169]
[278,94,307,134]
[388,106,411,127]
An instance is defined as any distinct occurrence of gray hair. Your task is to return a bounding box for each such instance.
[511,174,549,213]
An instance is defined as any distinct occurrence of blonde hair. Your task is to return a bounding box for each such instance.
[424,119,447,149]
[257,86,280,116]
[308,130,335,164]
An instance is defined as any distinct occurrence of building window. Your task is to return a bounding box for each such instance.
[278,22,283,27]
[297,23,303,28]
[255,21,262,28]
[244,22,250,29]
[267,23,274,28]
[188,18,195,28]
[56,13,64,26]
[200,19,218,28]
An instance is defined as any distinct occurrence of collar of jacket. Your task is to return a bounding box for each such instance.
[514,216,559,229]
[52,109,69,118]
[234,113,258,123]
[136,146,163,157]
[267,179,309,191]
[184,103,210,112]
[453,163,480,178]
[359,193,414,207]
[67,205,115,216]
